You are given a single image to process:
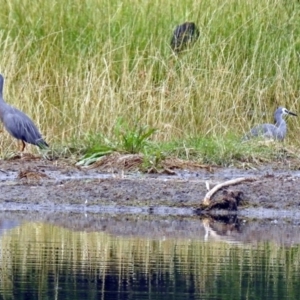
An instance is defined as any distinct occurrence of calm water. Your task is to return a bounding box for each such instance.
[0,213,300,300]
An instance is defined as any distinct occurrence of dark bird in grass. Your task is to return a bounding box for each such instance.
[243,106,297,141]
[0,74,49,152]
[170,22,199,53]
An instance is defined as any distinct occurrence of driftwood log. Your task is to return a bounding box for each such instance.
[202,177,257,206]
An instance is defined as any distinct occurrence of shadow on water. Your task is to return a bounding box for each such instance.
[1,212,300,299]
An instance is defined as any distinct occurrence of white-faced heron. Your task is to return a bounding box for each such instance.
[243,106,297,141]
[0,74,48,151]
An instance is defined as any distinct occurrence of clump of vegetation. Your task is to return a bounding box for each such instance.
[77,124,295,170]
[0,0,299,166]
[77,119,157,166]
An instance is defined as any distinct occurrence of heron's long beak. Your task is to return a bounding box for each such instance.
[288,110,297,116]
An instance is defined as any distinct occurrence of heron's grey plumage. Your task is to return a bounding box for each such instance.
[0,74,48,150]
[243,107,297,141]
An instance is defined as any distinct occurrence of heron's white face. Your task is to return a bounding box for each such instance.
[279,107,297,116]
[282,108,289,116]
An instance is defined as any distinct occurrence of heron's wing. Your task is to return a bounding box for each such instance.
[3,108,43,144]
[252,124,277,138]
[244,124,277,140]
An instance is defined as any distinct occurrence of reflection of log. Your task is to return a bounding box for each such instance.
[202,177,257,206]
[202,217,241,244]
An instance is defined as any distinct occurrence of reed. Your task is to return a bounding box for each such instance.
[0,0,299,158]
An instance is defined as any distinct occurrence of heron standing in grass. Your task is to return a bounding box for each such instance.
[0,74,48,151]
[243,106,297,141]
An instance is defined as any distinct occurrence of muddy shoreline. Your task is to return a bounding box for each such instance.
[1,157,300,245]
[0,158,300,220]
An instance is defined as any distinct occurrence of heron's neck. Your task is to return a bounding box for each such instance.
[0,96,11,112]
[0,95,8,105]
[275,118,285,127]
[275,119,287,139]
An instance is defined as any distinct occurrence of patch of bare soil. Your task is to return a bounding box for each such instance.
[0,155,300,220]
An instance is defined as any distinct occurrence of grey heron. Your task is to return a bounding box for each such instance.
[243,106,297,141]
[0,74,48,151]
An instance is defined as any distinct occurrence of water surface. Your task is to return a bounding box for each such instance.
[0,213,300,299]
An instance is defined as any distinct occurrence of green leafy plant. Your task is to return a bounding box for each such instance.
[113,118,157,154]
[76,119,157,166]
[76,145,115,166]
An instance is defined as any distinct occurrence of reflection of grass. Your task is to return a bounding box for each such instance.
[0,0,299,160]
[1,222,300,297]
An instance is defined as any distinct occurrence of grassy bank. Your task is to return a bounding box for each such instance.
[0,0,299,163]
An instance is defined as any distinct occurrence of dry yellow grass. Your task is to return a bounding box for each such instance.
[0,0,299,155]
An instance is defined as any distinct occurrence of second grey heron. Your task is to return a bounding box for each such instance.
[243,106,297,141]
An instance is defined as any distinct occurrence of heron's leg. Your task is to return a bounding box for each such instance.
[20,141,26,152]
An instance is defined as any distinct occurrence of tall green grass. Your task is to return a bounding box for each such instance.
[0,0,299,154]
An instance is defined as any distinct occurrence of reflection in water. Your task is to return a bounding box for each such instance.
[0,216,300,299]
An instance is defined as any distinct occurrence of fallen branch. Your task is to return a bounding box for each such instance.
[202,177,257,206]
